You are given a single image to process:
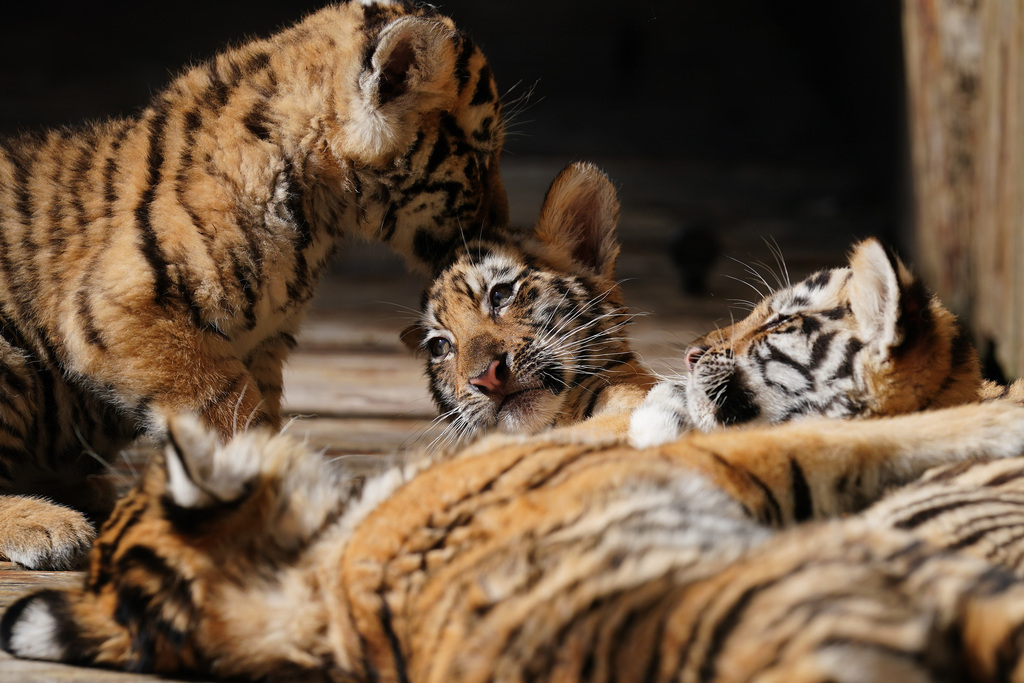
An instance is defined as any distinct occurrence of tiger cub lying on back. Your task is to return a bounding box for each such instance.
[402,162,655,444]
[630,238,1024,446]
[0,1,506,569]
[6,393,1024,680]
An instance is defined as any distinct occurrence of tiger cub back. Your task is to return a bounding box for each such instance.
[0,0,506,569]
[630,238,1019,445]
[7,399,1024,680]
[402,162,655,444]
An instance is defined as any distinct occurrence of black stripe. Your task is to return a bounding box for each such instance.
[243,102,272,141]
[70,134,99,237]
[76,289,107,350]
[892,498,976,531]
[470,64,494,106]
[830,337,864,380]
[454,37,475,90]
[994,620,1024,682]
[88,501,148,592]
[378,601,410,683]
[134,106,174,307]
[690,577,779,681]
[789,458,813,522]
[103,122,131,211]
[803,270,832,290]
[705,449,783,526]
[808,330,836,369]
[984,466,1024,488]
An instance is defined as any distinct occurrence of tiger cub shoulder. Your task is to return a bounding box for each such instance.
[630,237,1020,446]
[402,162,655,444]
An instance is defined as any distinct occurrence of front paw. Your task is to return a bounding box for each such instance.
[629,381,691,448]
[0,496,95,570]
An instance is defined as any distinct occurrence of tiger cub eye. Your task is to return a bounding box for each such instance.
[489,283,515,309]
[428,337,452,359]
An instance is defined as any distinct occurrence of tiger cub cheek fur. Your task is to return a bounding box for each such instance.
[403,162,653,443]
[630,238,984,446]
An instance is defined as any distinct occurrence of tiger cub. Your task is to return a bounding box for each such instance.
[6,401,1024,681]
[630,237,1024,446]
[402,162,655,445]
[0,1,507,569]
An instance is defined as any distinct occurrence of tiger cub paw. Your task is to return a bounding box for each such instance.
[629,380,691,448]
[0,496,95,570]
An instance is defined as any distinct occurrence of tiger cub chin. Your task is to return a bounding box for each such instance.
[402,162,656,444]
[7,397,1024,680]
[630,237,1024,446]
[0,1,507,569]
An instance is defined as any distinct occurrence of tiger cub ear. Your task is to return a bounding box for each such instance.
[354,16,458,154]
[163,416,251,510]
[535,162,621,279]
[365,17,456,107]
[848,238,930,356]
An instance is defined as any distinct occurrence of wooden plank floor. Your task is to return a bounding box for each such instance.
[0,156,860,680]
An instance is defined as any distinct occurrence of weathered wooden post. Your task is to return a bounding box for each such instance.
[903,0,1024,379]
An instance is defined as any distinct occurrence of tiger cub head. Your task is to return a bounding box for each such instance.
[631,238,982,443]
[0,416,354,679]
[403,162,651,441]
[282,1,508,272]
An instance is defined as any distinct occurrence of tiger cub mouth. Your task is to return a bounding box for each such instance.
[497,387,546,415]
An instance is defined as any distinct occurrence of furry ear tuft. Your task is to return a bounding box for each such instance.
[364,16,457,110]
[164,415,222,509]
[535,162,621,278]
[848,238,929,355]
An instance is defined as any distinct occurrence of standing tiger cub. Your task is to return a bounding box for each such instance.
[630,238,1024,446]
[0,1,506,569]
[403,162,655,447]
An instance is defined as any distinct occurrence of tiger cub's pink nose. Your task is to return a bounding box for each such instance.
[684,345,706,371]
[469,356,510,400]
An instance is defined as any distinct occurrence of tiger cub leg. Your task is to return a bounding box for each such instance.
[104,316,281,437]
[0,496,96,570]
[0,345,111,570]
[241,331,297,429]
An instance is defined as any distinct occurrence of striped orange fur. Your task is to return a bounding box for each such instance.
[5,402,1024,680]
[0,0,507,569]
[631,238,1023,446]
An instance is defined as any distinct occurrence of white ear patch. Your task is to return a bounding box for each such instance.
[351,16,457,159]
[164,443,217,509]
[164,416,258,508]
[4,597,66,661]
[848,239,902,352]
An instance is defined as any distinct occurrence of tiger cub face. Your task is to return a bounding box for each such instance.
[630,238,982,444]
[0,416,360,677]
[403,162,651,441]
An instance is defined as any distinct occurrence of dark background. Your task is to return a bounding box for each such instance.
[0,1,907,270]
